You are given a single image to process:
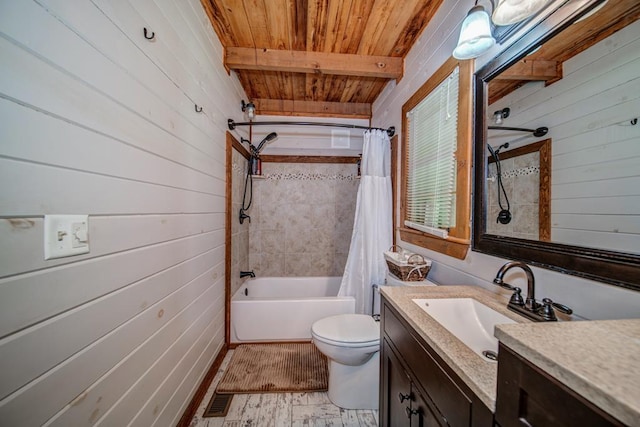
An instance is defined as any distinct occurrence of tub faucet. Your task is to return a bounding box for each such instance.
[240,270,255,278]
[493,261,572,322]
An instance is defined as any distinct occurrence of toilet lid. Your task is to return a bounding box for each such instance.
[311,314,379,345]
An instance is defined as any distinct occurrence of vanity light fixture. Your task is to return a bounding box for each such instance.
[453,0,554,60]
[493,107,510,125]
[241,100,256,120]
[453,3,496,60]
[492,0,552,26]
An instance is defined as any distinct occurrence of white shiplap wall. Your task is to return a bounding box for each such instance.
[0,0,245,425]
[373,0,640,320]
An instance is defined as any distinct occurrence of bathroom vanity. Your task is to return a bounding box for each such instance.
[381,300,493,426]
[379,286,639,427]
[494,320,639,427]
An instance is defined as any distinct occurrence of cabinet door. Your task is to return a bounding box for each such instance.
[411,387,446,427]
[381,338,413,427]
[496,344,624,427]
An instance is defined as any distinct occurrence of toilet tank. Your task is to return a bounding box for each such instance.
[385,272,437,287]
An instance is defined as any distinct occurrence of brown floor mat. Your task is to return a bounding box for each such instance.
[216,343,328,394]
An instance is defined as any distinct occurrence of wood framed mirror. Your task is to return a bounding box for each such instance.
[473,0,640,291]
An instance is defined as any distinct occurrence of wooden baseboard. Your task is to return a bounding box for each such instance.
[176,344,229,427]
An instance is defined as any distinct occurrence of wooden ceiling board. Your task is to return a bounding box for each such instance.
[339,0,375,54]
[216,0,254,46]
[354,0,443,56]
[201,0,447,116]
[291,0,308,51]
[243,0,270,47]
[393,0,445,56]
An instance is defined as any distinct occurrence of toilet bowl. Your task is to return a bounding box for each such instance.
[311,314,380,409]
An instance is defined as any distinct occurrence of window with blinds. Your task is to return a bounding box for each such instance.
[404,66,460,238]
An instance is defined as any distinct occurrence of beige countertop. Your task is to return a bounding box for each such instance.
[379,285,528,411]
[495,319,640,426]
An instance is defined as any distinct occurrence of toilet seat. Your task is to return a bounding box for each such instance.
[311,314,379,348]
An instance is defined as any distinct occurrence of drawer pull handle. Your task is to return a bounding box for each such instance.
[405,406,419,418]
[398,392,411,403]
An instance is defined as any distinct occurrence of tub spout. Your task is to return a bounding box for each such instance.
[240,270,255,278]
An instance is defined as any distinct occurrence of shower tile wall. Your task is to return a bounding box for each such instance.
[249,162,359,277]
[487,152,540,240]
[231,150,250,296]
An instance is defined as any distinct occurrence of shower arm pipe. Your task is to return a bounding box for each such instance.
[228,119,395,137]
[488,125,548,137]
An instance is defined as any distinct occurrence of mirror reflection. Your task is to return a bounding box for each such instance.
[484,0,640,255]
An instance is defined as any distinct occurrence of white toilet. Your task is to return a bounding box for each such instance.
[311,314,380,409]
[311,273,437,410]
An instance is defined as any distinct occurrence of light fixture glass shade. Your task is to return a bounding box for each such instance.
[246,102,256,120]
[492,0,551,26]
[453,6,496,60]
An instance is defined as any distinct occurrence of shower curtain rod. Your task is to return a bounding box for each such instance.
[228,119,396,137]
[488,125,548,137]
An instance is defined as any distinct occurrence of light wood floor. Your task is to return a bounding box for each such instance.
[189,349,379,427]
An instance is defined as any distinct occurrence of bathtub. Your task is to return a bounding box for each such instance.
[231,276,355,343]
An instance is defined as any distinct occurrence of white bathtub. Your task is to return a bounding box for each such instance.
[231,276,355,343]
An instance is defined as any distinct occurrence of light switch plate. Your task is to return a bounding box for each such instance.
[44,215,90,260]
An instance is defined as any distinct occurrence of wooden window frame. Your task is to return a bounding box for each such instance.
[399,57,474,260]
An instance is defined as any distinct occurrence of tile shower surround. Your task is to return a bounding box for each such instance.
[487,151,540,240]
[244,162,359,277]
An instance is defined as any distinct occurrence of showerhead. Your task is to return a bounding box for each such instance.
[255,132,278,154]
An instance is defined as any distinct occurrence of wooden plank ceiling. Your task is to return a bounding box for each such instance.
[201,0,639,117]
[200,0,445,118]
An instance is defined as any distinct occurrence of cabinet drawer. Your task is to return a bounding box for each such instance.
[384,303,472,427]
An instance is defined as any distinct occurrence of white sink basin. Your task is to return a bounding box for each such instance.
[412,298,516,361]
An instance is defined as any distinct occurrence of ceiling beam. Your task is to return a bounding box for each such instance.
[225,47,403,79]
[253,99,371,119]
[494,59,560,81]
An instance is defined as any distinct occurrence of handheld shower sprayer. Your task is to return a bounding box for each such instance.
[255,132,278,154]
[248,132,278,156]
[239,132,278,224]
[488,142,512,225]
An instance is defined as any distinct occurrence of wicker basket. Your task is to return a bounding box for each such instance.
[384,248,432,281]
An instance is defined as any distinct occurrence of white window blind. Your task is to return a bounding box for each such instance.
[405,66,459,236]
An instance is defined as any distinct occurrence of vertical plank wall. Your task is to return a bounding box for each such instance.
[0,0,245,425]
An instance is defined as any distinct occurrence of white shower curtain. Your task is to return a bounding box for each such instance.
[338,129,393,314]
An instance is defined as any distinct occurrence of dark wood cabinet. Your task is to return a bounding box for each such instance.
[382,338,446,426]
[380,297,493,427]
[495,344,624,427]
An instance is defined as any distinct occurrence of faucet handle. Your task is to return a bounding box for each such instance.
[509,287,525,306]
[547,298,573,315]
[537,298,558,321]
[537,298,573,321]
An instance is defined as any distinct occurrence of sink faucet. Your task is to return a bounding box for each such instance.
[493,261,572,321]
[240,270,255,278]
[494,261,537,311]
